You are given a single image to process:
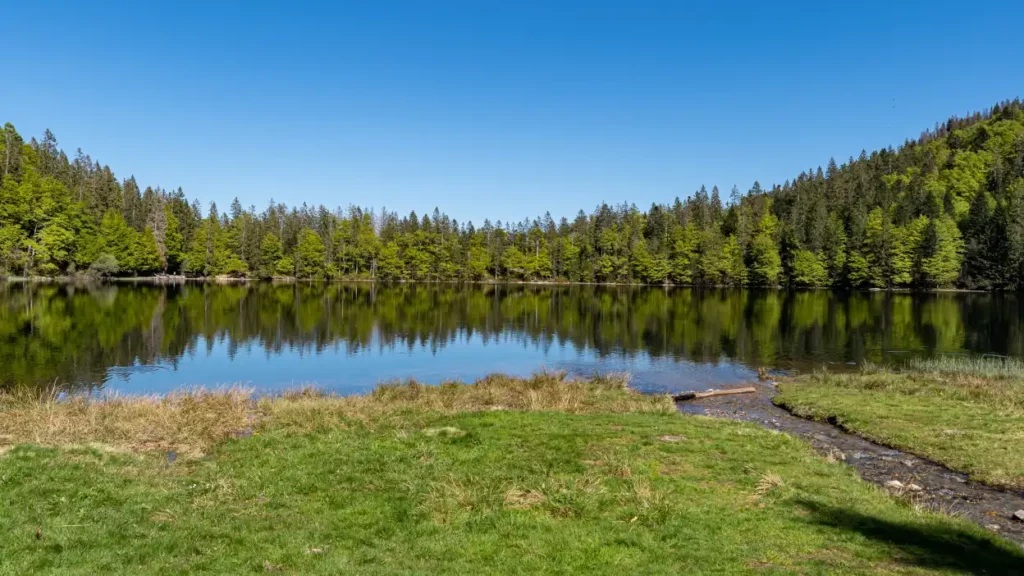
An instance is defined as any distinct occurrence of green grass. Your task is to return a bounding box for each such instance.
[905,355,1024,381]
[1,376,1022,574]
[775,359,1024,489]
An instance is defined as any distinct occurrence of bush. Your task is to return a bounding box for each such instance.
[89,254,120,277]
[220,256,249,278]
[275,257,295,277]
[791,249,828,287]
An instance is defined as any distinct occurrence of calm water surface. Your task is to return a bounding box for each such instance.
[1,282,1020,396]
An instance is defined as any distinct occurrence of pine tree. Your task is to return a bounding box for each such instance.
[96,210,136,273]
[259,233,285,278]
[183,221,210,276]
[376,241,403,280]
[748,211,781,285]
[669,225,697,284]
[721,235,747,285]
[164,205,184,273]
[134,227,163,275]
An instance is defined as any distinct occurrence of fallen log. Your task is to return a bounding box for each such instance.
[672,386,757,402]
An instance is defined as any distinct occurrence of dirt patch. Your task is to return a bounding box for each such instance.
[677,382,1024,548]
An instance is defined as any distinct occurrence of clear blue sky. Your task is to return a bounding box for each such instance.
[1,1,1021,225]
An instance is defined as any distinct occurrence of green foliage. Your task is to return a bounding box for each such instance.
[791,250,827,287]
[748,211,781,285]
[465,244,491,280]
[163,205,184,273]
[97,210,136,272]
[38,220,75,273]
[376,242,403,280]
[275,256,295,277]
[631,238,670,284]
[721,235,746,285]
[295,228,326,279]
[668,225,697,284]
[259,233,285,278]
[88,253,119,277]
[0,225,27,275]
[822,214,847,286]
[183,220,210,277]
[220,255,248,278]
[0,99,1022,286]
[501,245,528,279]
[134,228,163,275]
[921,217,964,287]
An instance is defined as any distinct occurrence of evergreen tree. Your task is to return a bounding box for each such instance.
[259,233,285,278]
[1,99,1022,288]
[748,211,782,285]
[295,228,326,279]
[921,216,964,287]
[134,227,163,275]
[791,250,827,287]
[164,205,184,273]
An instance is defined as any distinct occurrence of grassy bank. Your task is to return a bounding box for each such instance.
[775,357,1024,490]
[1,373,1021,574]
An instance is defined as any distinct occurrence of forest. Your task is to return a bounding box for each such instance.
[1,99,1023,288]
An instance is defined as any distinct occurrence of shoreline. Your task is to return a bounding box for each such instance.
[0,275,999,293]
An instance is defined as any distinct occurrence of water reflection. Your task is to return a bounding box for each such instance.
[0,282,1019,395]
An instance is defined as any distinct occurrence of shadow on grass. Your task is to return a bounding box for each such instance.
[797,499,1024,575]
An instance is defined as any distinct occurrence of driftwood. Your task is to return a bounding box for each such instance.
[672,386,757,402]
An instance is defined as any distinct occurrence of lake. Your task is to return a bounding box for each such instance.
[0,282,1020,396]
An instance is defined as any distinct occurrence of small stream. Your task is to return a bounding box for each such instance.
[677,382,1024,548]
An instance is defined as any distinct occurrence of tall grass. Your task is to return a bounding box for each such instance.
[906,355,1024,379]
[262,371,673,434]
[0,372,673,456]
[0,388,254,458]
[802,355,1024,411]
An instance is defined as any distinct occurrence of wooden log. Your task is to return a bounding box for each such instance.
[672,386,757,402]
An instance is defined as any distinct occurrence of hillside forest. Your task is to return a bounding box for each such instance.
[1,99,1023,288]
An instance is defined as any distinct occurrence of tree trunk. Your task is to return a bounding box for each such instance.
[672,387,757,402]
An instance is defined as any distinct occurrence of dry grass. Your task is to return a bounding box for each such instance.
[0,372,673,456]
[0,388,253,458]
[261,371,675,433]
[754,472,785,497]
[503,486,546,510]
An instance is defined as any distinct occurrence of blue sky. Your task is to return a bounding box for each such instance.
[1,1,1021,225]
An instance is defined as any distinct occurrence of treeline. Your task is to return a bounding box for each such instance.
[1,98,1023,288]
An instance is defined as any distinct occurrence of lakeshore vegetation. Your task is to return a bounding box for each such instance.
[1,373,1021,574]
[2,100,1024,288]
